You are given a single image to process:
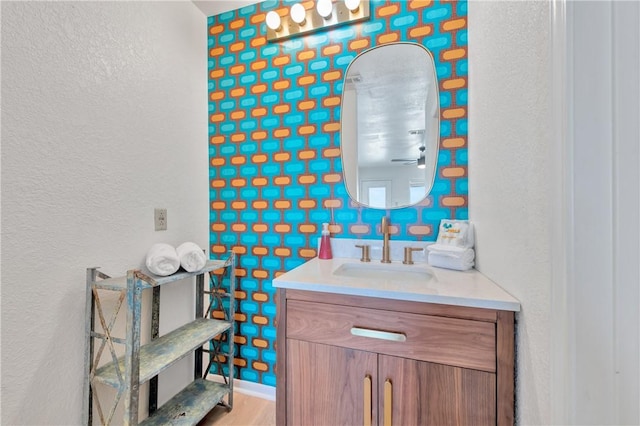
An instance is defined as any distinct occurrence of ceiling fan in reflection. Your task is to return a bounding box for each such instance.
[391,145,426,169]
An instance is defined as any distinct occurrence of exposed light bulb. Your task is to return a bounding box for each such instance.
[316,0,333,19]
[266,11,282,31]
[344,0,360,12]
[290,3,306,25]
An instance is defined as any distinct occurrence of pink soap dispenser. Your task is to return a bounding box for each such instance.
[318,222,333,260]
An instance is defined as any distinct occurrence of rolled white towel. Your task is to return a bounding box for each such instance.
[176,242,207,273]
[428,249,475,271]
[146,243,180,276]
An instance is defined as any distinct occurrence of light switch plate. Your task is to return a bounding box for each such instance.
[154,208,167,231]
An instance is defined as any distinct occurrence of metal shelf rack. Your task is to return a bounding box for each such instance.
[83,253,236,425]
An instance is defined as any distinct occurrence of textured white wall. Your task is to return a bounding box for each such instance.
[468,1,552,424]
[1,2,208,424]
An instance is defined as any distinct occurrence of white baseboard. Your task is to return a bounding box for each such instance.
[209,375,276,401]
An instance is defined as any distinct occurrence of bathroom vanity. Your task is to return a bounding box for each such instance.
[273,257,520,426]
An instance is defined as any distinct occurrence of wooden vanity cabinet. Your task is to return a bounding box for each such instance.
[276,289,515,426]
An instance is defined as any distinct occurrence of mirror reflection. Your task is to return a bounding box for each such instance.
[341,42,440,209]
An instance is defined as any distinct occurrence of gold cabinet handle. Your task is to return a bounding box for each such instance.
[363,375,372,426]
[350,327,407,342]
[384,379,392,426]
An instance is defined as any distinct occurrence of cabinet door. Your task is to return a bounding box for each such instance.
[287,339,378,426]
[378,355,496,425]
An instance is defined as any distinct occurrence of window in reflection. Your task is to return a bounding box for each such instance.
[362,180,390,209]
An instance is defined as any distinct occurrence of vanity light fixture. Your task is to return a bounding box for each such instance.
[316,0,333,19]
[266,0,370,42]
[290,3,306,25]
[265,10,282,31]
[344,0,361,12]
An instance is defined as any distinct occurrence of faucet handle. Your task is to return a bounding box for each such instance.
[355,244,371,262]
[402,247,423,265]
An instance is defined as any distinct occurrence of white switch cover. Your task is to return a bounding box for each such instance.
[155,208,167,231]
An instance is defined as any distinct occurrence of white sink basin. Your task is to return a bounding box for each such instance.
[333,262,433,281]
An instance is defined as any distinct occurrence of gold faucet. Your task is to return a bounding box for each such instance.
[381,216,391,263]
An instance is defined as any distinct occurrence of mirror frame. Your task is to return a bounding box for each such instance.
[339,41,440,210]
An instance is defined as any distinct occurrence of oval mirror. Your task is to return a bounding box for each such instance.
[340,42,440,209]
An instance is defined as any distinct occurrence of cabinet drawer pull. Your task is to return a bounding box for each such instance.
[351,327,407,342]
[363,375,372,426]
[384,379,392,426]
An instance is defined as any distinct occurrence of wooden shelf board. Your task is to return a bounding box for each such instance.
[91,259,231,289]
[139,378,230,426]
[94,318,231,388]
[135,259,231,287]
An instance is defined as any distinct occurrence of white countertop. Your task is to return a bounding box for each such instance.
[273,257,521,312]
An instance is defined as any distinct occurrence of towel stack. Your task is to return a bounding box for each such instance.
[427,220,475,271]
[145,242,207,276]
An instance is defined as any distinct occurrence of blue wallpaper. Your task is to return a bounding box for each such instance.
[208,0,468,386]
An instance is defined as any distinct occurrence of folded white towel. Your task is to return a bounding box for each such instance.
[427,244,470,254]
[435,219,474,249]
[176,242,207,273]
[145,243,180,276]
[428,246,475,261]
[428,250,475,271]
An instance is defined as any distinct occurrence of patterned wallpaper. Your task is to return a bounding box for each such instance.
[208,0,468,386]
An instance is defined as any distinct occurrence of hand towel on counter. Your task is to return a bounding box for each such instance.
[428,249,475,271]
[435,219,474,249]
[427,244,473,254]
[427,245,475,262]
[145,243,180,276]
[429,219,476,271]
[176,242,207,273]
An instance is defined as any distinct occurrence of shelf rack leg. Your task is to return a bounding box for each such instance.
[227,252,236,410]
[148,286,160,415]
[195,272,204,380]
[124,271,143,425]
[83,268,97,425]
[201,251,236,411]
